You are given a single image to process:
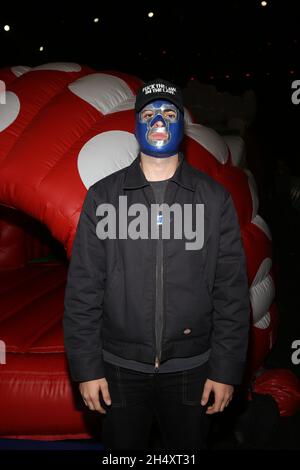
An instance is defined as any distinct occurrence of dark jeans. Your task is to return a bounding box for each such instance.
[101,360,211,450]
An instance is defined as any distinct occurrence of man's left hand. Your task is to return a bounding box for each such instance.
[201,379,234,414]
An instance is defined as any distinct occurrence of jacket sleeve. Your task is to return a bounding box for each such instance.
[207,190,251,385]
[63,186,106,382]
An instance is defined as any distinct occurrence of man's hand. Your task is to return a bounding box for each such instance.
[201,379,233,414]
[79,378,111,414]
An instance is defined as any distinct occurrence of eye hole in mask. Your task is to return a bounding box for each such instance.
[139,104,179,124]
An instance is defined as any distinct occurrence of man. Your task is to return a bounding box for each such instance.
[63,78,250,450]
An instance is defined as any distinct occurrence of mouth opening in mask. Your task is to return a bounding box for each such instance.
[148,127,170,144]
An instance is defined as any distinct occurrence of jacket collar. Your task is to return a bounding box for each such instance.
[122,152,195,191]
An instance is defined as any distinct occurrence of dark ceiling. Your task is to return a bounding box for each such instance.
[1,1,299,85]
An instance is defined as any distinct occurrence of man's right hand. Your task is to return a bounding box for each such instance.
[79,378,111,414]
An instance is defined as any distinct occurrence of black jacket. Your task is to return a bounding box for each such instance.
[63,153,250,384]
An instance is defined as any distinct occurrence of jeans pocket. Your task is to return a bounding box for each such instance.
[104,362,126,408]
[182,363,208,406]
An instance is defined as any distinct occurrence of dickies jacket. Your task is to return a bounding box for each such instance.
[63,152,250,384]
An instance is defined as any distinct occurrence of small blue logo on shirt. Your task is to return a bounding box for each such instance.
[157,213,163,225]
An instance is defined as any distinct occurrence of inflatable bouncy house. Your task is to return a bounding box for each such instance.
[0,63,299,441]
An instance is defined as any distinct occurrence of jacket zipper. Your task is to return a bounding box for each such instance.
[150,182,167,373]
[154,215,164,373]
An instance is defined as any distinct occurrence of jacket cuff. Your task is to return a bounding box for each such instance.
[207,354,246,385]
[66,350,105,383]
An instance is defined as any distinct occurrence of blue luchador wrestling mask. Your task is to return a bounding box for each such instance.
[135,99,184,158]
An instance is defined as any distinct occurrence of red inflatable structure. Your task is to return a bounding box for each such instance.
[0,62,286,439]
